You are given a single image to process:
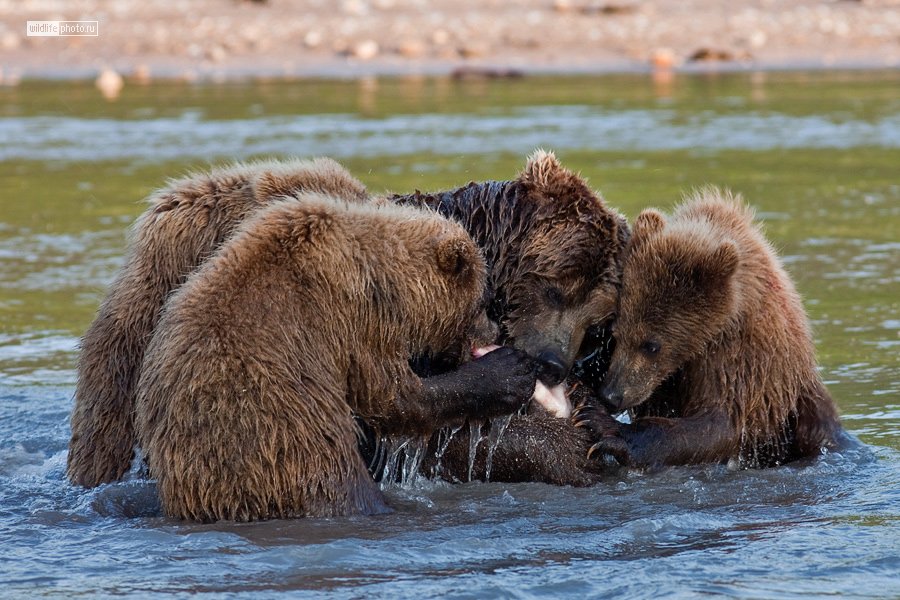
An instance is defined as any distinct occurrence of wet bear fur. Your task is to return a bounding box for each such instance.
[392,149,629,384]
[579,188,844,468]
[68,158,370,487]
[386,151,632,485]
[135,194,492,522]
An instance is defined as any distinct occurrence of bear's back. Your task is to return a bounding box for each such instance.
[146,157,368,215]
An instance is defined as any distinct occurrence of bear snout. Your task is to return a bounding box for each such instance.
[536,349,568,386]
[599,384,625,412]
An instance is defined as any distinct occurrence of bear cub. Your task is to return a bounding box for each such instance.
[68,158,371,488]
[135,194,522,522]
[579,188,844,468]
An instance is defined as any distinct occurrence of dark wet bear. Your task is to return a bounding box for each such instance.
[385,151,631,485]
[393,150,628,386]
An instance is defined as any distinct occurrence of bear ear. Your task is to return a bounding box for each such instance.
[633,209,666,239]
[518,149,607,217]
[685,241,739,292]
[521,149,566,188]
[708,241,739,280]
[436,235,476,279]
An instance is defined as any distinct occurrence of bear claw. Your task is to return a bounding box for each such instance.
[570,401,631,465]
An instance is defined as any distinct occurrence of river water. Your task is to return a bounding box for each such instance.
[1,71,898,598]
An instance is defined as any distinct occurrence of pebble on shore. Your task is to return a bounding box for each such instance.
[96,68,124,100]
[350,40,380,60]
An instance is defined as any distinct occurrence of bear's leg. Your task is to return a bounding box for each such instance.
[416,347,539,428]
[344,454,393,516]
[574,403,738,467]
[68,268,161,487]
[790,380,845,460]
[146,386,391,522]
[362,347,538,439]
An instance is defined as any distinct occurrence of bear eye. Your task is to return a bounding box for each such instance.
[640,340,661,356]
[544,286,565,308]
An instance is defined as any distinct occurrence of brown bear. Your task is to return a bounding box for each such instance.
[69,151,626,488]
[68,158,374,488]
[576,188,844,468]
[391,149,628,385]
[135,194,524,522]
[363,150,630,483]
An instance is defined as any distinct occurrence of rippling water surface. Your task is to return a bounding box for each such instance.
[1,71,898,598]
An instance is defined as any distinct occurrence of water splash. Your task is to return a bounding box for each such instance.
[378,437,406,487]
[484,415,513,481]
[400,438,426,486]
[367,435,388,480]
[467,420,485,482]
[430,424,463,479]
[377,436,429,488]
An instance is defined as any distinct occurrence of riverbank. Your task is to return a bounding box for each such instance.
[2,0,900,83]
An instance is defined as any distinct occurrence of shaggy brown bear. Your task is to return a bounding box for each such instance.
[577,188,844,468]
[69,152,627,488]
[68,158,373,488]
[135,194,524,522]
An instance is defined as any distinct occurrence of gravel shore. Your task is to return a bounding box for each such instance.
[2,0,900,82]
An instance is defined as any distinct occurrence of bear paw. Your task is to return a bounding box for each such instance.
[438,346,537,419]
[572,401,631,465]
[472,346,539,416]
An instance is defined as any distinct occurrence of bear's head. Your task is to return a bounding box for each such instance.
[263,197,490,369]
[393,212,492,362]
[497,150,628,386]
[599,207,740,411]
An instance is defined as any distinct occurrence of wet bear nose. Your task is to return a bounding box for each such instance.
[600,386,624,411]
[536,351,567,386]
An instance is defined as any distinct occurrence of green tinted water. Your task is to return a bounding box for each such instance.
[2,72,897,447]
